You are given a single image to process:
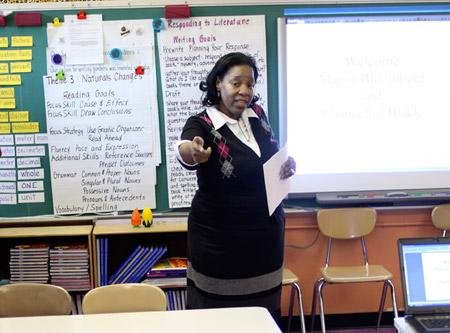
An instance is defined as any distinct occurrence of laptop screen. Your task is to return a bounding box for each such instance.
[398,237,450,314]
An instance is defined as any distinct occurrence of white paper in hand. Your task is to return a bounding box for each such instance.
[263,144,290,216]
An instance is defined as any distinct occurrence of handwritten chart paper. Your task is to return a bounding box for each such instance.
[46,19,161,165]
[43,71,156,214]
[42,19,159,215]
[158,15,267,208]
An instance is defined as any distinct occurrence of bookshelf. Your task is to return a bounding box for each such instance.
[0,215,188,301]
[0,224,94,288]
[92,219,188,288]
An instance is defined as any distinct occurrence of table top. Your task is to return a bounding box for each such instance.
[0,306,282,333]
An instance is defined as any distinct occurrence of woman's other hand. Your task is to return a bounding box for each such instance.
[280,156,296,180]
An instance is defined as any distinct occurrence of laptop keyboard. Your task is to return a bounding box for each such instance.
[421,316,450,329]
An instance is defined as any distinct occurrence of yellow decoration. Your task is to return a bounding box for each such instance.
[142,207,153,227]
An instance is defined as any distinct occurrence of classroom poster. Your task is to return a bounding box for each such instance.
[158,15,268,208]
[43,71,156,214]
[47,19,161,165]
[43,19,159,214]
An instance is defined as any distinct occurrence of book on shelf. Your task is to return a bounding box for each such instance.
[71,296,77,315]
[147,257,187,278]
[96,238,101,287]
[108,244,167,284]
[10,253,49,259]
[70,294,84,314]
[50,244,88,253]
[50,254,89,259]
[49,245,89,258]
[127,245,167,283]
[53,280,91,291]
[9,260,48,266]
[142,277,187,288]
[50,257,89,263]
[117,246,155,284]
[50,262,89,268]
[99,238,103,286]
[10,270,48,276]
[50,268,89,273]
[10,267,48,272]
[100,237,108,286]
[108,245,147,284]
[10,278,49,284]
[168,290,174,310]
[181,289,186,310]
[10,243,51,253]
[164,289,186,311]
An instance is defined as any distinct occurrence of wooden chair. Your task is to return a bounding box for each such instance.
[431,203,450,237]
[283,268,306,333]
[82,283,167,314]
[0,283,72,317]
[310,207,398,333]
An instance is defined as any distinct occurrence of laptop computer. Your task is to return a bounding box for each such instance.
[398,237,450,333]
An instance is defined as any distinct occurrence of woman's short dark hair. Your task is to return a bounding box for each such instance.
[199,52,260,107]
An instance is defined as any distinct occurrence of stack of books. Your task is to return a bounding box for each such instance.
[108,244,167,284]
[49,244,91,291]
[9,243,50,284]
[143,257,187,288]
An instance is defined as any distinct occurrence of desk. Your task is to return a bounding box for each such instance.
[0,306,282,333]
[394,317,417,333]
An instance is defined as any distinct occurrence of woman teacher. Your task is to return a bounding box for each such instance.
[176,52,296,318]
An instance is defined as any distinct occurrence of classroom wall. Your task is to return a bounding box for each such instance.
[2,0,448,320]
[281,207,441,317]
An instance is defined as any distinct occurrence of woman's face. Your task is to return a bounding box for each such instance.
[215,64,255,120]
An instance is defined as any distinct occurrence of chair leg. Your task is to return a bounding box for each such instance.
[387,279,398,318]
[318,280,328,333]
[286,283,306,333]
[311,278,324,332]
[377,281,389,329]
[287,285,295,332]
[293,282,306,333]
[377,280,398,329]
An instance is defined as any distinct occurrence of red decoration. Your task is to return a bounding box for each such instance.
[131,208,141,227]
[135,66,144,75]
[77,11,87,20]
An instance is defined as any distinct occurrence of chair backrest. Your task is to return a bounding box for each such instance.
[82,283,167,314]
[317,207,377,239]
[431,203,450,237]
[0,283,72,317]
[317,207,377,267]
